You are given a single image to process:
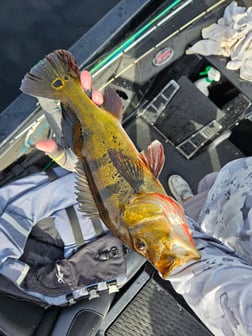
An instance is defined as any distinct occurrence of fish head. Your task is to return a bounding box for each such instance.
[123,193,200,278]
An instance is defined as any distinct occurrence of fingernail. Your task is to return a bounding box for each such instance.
[80,70,92,90]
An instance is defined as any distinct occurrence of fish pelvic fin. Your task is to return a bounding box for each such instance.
[20,49,79,100]
[138,140,165,178]
[108,149,144,193]
[61,103,84,157]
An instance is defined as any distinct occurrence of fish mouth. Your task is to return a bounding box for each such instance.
[155,248,201,279]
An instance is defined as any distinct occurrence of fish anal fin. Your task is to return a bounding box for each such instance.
[75,161,100,218]
[138,140,165,178]
[108,149,144,192]
[103,87,123,120]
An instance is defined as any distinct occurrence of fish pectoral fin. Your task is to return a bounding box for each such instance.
[108,149,144,193]
[61,103,84,157]
[103,87,123,121]
[75,161,100,218]
[138,140,165,178]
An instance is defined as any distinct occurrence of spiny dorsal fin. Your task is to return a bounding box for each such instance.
[108,149,144,193]
[75,161,100,218]
[138,140,165,178]
[103,87,123,120]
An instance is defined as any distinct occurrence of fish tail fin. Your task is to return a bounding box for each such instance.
[20,49,80,100]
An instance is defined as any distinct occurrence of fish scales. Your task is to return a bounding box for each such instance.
[74,98,162,224]
[60,80,165,227]
[20,49,200,278]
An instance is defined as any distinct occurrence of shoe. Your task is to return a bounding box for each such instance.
[168,175,194,203]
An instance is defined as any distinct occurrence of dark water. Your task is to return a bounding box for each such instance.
[0,0,119,113]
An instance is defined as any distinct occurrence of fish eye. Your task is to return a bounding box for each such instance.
[135,239,146,251]
[52,78,63,88]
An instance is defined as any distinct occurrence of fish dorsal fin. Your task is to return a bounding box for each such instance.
[138,140,165,178]
[75,161,100,218]
[103,87,123,121]
[108,149,144,193]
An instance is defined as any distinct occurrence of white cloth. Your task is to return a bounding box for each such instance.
[186,1,252,81]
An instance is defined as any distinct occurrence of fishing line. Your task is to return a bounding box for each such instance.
[15,0,229,163]
[89,0,191,76]
[96,0,230,90]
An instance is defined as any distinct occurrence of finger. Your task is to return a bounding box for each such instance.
[36,139,66,164]
[36,139,66,165]
[36,139,58,154]
[80,70,92,91]
[92,90,104,106]
[80,70,104,105]
[36,139,76,171]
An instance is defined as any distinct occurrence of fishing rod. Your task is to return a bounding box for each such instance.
[90,0,192,76]
[17,0,230,160]
[94,0,230,89]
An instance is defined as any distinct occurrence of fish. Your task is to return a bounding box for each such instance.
[20,49,200,278]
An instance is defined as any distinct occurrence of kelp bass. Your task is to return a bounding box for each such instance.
[20,49,200,278]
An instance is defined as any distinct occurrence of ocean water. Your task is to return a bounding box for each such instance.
[0,0,119,113]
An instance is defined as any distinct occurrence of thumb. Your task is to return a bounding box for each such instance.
[36,139,59,154]
[36,139,75,171]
